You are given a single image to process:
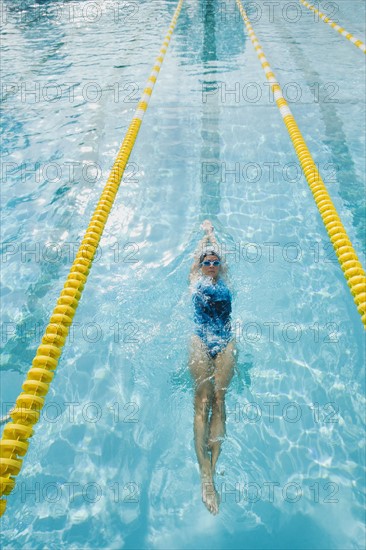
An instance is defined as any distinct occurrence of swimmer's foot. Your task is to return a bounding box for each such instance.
[201,471,220,515]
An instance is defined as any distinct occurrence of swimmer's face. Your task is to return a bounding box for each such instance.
[201,255,220,278]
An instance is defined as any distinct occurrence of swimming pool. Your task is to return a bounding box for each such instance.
[1,0,365,547]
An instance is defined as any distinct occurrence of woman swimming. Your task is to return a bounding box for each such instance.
[188,220,237,515]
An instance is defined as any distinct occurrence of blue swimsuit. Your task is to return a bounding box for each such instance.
[192,276,233,359]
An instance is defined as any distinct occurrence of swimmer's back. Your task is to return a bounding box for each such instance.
[192,276,232,333]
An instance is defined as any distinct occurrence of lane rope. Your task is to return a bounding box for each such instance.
[299,0,366,53]
[235,0,366,327]
[0,0,184,517]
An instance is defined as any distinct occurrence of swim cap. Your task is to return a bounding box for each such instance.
[199,249,221,264]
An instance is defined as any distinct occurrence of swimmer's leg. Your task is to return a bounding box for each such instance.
[209,340,236,475]
[189,335,219,515]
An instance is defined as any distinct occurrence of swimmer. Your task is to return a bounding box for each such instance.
[188,219,237,515]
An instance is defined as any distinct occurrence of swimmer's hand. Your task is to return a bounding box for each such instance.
[201,219,214,235]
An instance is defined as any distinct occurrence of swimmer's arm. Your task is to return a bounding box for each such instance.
[189,220,218,284]
[189,235,207,284]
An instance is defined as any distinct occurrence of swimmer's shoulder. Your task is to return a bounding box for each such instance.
[190,274,204,294]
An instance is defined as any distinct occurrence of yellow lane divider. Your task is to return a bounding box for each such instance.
[235,0,366,327]
[0,0,184,517]
[299,0,366,53]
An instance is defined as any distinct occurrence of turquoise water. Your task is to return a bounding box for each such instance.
[1,0,365,548]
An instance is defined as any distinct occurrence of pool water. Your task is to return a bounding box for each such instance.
[1,0,365,548]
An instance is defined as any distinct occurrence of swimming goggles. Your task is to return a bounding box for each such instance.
[201,260,221,266]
